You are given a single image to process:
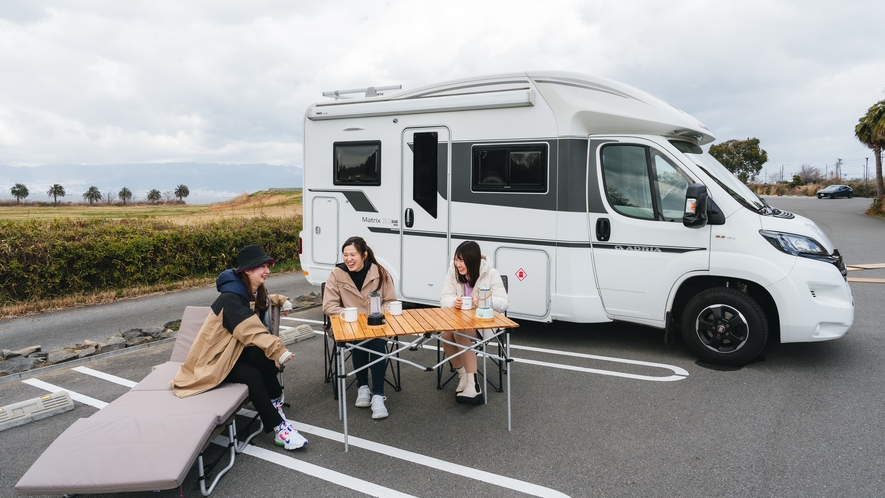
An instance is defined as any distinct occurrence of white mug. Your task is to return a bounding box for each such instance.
[388,301,403,315]
[461,298,472,310]
[340,307,358,323]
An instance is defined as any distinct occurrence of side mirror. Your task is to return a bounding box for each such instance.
[683,183,708,229]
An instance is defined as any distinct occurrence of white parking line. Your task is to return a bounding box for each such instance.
[72,366,138,387]
[21,378,108,408]
[237,442,418,498]
[509,344,689,381]
[24,377,570,498]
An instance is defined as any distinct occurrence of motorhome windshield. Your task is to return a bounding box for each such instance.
[669,140,767,213]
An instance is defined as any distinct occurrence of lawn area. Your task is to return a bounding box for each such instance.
[0,190,302,223]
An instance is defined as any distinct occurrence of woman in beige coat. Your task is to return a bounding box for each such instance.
[172,244,307,450]
[323,236,397,419]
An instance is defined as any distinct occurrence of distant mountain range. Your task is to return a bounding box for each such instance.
[0,163,303,204]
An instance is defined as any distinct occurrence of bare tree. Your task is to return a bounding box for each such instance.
[162,190,175,202]
[104,191,117,204]
[797,164,822,183]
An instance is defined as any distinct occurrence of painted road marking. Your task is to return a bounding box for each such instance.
[21,378,108,409]
[72,366,138,388]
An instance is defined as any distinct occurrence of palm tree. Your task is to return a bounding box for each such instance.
[174,184,190,202]
[83,186,103,205]
[10,183,29,203]
[47,184,66,205]
[146,189,162,204]
[855,99,885,204]
[118,187,132,206]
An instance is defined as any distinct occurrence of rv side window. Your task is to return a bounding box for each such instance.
[333,141,381,186]
[601,144,691,222]
[472,143,547,192]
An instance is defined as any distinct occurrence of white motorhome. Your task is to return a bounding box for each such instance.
[299,71,853,366]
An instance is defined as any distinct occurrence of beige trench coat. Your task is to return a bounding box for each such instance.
[322,263,397,316]
[172,294,288,398]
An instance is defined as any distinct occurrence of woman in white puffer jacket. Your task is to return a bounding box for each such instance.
[439,241,508,404]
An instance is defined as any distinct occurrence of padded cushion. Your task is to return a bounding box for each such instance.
[131,361,182,391]
[15,414,217,495]
[170,306,212,363]
[93,384,248,425]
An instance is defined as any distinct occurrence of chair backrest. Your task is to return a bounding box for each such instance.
[170,306,212,362]
[268,304,281,338]
[320,282,332,334]
[499,274,509,317]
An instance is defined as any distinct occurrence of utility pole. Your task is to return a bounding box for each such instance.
[866,157,869,196]
[835,158,843,181]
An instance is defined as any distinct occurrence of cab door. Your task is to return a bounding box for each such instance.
[590,137,710,322]
[400,127,451,302]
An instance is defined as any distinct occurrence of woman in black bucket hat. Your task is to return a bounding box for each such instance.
[173,244,307,450]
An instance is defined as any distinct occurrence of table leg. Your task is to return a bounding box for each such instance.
[506,330,512,432]
[339,345,349,452]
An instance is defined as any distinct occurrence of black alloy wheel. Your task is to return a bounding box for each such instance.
[681,287,768,366]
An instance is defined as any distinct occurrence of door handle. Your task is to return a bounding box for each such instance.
[405,208,414,228]
[596,218,610,242]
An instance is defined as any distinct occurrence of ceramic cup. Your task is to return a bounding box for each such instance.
[388,301,403,315]
[340,307,358,322]
[461,298,473,310]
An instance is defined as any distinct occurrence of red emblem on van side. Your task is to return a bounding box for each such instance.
[515,268,527,281]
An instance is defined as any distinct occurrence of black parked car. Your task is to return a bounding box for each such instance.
[816,184,853,199]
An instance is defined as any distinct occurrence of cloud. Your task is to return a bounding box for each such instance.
[0,0,883,180]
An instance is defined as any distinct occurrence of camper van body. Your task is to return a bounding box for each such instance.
[299,71,853,365]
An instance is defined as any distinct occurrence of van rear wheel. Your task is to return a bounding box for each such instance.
[681,288,768,366]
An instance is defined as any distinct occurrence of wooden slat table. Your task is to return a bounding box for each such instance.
[329,308,519,451]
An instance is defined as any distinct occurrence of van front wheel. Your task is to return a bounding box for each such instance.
[681,288,768,366]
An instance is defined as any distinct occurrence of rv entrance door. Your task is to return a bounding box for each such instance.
[400,127,451,303]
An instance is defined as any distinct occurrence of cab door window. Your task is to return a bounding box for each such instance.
[601,144,691,222]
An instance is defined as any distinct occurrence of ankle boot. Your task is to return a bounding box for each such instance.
[455,366,468,393]
[456,373,483,405]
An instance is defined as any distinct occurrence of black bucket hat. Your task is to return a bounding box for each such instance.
[235,244,275,273]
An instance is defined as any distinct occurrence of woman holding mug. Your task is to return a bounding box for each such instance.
[323,236,397,419]
[173,244,307,450]
[439,241,509,404]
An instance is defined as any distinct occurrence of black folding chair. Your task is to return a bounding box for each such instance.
[322,283,401,400]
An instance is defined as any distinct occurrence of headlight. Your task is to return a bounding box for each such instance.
[759,230,828,256]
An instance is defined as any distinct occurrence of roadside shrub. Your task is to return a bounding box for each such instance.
[0,216,301,305]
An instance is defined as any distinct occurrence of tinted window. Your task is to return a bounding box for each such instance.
[413,132,438,218]
[472,144,547,192]
[334,141,381,185]
[601,144,692,222]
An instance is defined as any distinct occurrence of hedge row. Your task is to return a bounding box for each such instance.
[0,216,301,304]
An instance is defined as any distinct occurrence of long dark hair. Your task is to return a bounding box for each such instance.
[342,236,389,289]
[238,273,269,312]
[454,240,481,287]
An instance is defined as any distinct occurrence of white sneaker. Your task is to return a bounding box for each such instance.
[370,394,388,419]
[355,385,372,408]
[274,422,308,450]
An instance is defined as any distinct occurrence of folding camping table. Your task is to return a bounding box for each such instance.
[329,307,519,451]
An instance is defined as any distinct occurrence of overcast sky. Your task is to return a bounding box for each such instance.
[1,0,884,183]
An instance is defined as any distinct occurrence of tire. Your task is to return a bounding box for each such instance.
[681,287,768,366]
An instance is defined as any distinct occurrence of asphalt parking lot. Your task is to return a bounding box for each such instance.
[1,196,883,497]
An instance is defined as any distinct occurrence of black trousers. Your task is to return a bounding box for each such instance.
[225,346,284,432]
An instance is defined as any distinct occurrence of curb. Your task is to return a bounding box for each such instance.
[0,337,177,385]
